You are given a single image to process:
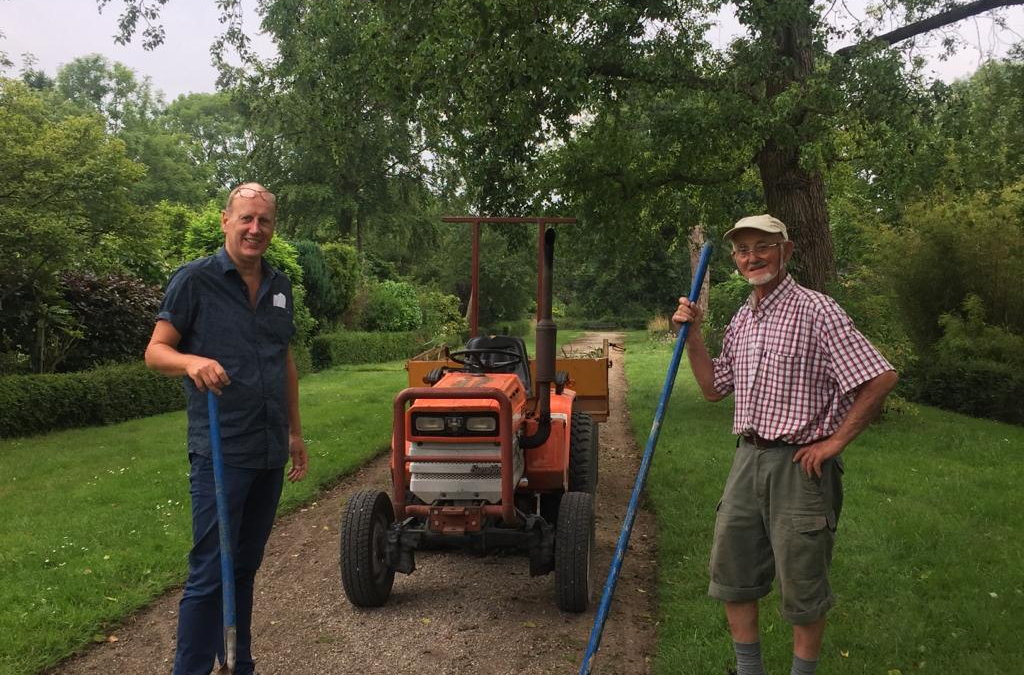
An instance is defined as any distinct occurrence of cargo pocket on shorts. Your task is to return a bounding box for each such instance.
[788,514,834,580]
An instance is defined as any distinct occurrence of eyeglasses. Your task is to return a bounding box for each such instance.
[731,242,782,259]
[227,186,276,208]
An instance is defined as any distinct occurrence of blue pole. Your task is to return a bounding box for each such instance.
[578,242,713,675]
[208,391,237,672]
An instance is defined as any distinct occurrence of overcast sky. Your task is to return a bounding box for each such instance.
[1,0,1021,101]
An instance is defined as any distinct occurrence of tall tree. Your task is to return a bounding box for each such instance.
[163,91,253,192]
[55,55,210,205]
[0,79,144,363]
[101,0,1023,290]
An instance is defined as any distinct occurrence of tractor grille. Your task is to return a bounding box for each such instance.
[408,441,522,503]
[423,465,502,481]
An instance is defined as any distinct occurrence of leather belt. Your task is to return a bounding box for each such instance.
[740,433,790,449]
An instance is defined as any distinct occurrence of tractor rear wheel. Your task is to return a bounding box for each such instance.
[340,489,395,607]
[554,491,594,613]
[569,411,598,493]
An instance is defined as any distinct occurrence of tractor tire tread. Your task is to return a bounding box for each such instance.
[340,489,395,607]
[555,491,594,613]
[569,411,598,493]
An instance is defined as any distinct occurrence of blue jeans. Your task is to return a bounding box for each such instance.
[172,453,284,675]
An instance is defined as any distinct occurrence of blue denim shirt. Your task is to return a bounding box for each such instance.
[157,248,296,468]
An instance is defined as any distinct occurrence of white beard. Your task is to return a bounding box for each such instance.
[746,267,777,286]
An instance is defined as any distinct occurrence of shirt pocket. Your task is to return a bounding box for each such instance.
[263,309,295,346]
[758,350,811,396]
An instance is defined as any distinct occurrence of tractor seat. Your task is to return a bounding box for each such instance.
[463,334,532,393]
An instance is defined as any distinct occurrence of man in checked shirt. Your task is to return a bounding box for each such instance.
[673,214,898,675]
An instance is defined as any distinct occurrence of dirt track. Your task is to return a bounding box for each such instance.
[48,332,659,675]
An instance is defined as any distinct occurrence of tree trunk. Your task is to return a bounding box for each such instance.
[755,3,836,292]
[756,141,835,291]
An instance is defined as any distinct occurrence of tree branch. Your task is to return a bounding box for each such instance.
[834,0,1024,58]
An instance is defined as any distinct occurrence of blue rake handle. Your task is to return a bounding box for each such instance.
[578,242,713,675]
[208,391,237,673]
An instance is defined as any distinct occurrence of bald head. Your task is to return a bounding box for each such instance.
[225,182,277,214]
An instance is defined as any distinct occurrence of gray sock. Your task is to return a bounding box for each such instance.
[734,641,767,675]
[790,654,818,675]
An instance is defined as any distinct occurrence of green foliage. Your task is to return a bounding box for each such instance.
[294,240,342,324]
[0,78,146,369]
[703,273,752,356]
[426,225,535,327]
[308,330,424,370]
[294,240,361,328]
[58,271,163,372]
[361,280,423,332]
[163,91,251,192]
[146,200,197,273]
[899,295,1024,425]
[55,54,211,206]
[935,295,1024,368]
[322,242,360,317]
[417,287,469,346]
[875,182,1024,351]
[0,362,184,438]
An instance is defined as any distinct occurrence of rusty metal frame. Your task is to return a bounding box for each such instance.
[392,386,518,526]
[440,216,577,336]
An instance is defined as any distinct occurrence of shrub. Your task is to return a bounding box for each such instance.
[322,242,360,318]
[361,280,423,332]
[0,362,185,438]
[0,351,30,376]
[703,273,751,355]
[417,288,468,346]
[900,294,1024,425]
[59,271,163,372]
[309,330,425,370]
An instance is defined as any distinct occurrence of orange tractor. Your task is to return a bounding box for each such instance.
[339,217,610,612]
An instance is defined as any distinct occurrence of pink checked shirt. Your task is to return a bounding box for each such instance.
[712,274,893,444]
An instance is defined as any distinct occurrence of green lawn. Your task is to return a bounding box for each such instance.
[625,333,1024,675]
[0,362,406,675]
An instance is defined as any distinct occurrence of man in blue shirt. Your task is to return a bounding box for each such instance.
[145,183,308,675]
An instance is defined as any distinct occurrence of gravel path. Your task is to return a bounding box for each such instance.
[48,332,658,675]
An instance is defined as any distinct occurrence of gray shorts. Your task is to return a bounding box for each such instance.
[708,437,843,625]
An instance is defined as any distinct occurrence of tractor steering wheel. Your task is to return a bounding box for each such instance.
[448,348,523,372]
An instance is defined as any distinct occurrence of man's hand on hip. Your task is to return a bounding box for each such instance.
[792,438,843,478]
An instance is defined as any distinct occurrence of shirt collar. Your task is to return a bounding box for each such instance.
[746,272,795,315]
[215,246,276,279]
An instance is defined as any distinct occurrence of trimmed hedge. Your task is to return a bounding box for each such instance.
[0,362,185,439]
[309,330,426,370]
[902,360,1024,425]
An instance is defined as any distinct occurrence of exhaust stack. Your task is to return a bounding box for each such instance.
[521,227,556,449]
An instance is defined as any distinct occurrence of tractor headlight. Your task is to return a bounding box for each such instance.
[465,415,497,433]
[414,415,445,432]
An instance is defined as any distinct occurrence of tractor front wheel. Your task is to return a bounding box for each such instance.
[340,489,396,607]
[554,491,595,612]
